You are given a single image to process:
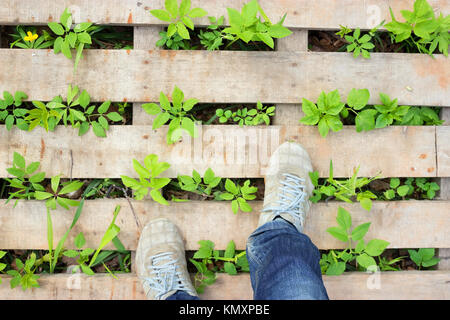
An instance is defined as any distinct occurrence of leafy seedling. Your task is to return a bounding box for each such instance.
[219,179,258,214]
[141,86,199,144]
[408,248,440,269]
[121,154,171,205]
[216,102,275,126]
[385,0,449,56]
[300,90,345,137]
[177,168,221,196]
[344,28,376,58]
[6,253,40,291]
[150,0,208,40]
[5,152,46,206]
[48,8,95,72]
[321,207,390,275]
[0,90,29,131]
[10,25,54,49]
[223,0,292,49]
[34,175,84,210]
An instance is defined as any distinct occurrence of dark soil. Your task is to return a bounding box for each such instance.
[308,30,412,53]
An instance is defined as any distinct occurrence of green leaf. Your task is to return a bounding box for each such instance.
[74,232,86,249]
[35,191,53,200]
[59,180,83,195]
[224,240,236,259]
[106,112,123,122]
[390,178,401,189]
[150,189,169,205]
[51,175,61,193]
[91,121,106,137]
[325,261,346,275]
[356,253,377,269]
[142,103,161,115]
[152,112,170,129]
[77,32,92,44]
[397,185,410,197]
[336,206,352,230]
[347,88,370,110]
[225,179,238,194]
[326,226,348,242]
[48,22,65,36]
[365,239,390,256]
[351,222,371,241]
[98,101,111,114]
[268,25,292,38]
[355,109,377,132]
[13,152,26,169]
[318,118,330,137]
[150,9,172,22]
[183,98,198,111]
[224,262,237,275]
[176,21,190,39]
[189,8,207,18]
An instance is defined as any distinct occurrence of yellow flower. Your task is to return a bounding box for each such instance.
[24,31,38,42]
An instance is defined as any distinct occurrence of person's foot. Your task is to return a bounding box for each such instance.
[259,142,314,232]
[135,218,197,300]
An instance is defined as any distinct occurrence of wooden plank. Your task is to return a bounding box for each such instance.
[274,30,307,126]
[0,271,448,300]
[132,26,162,126]
[1,200,449,250]
[1,0,449,30]
[0,125,437,178]
[438,109,450,270]
[0,50,449,107]
[437,126,450,177]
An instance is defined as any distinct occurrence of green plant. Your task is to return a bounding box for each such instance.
[156,31,194,50]
[309,161,380,211]
[343,28,376,58]
[300,90,345,137]
[46,85,122,137]
[120,154,171,205]
[0,90,29,131]
[177,168,221,196]
[9,25,54,49]
[82,179,127,199]
[219,179,258,214]
[385,0,449,56]
[216,102,275,126]
[150,0,208,40]
[48,8,94,72]
[6,253,40,291]
[141,86,199,144]
[5,152,45,206]
[400,107,444,125]
[378,256,405,271]
[222,0,291,49]
[34,175,84,210]
[408,248,440,269]
[24,100,60,132]
[198,16,226,50]
[0,251,6,285]
[320,207,390,275]
[63,205,122,276]
[383,178,440,200]
[190,240,249,293]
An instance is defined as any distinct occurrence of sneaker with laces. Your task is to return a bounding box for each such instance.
[135,218,197,300]
[259,142,314,233]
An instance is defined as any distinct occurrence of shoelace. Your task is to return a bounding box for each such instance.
[262,173,308,228]
[141,252,188,299]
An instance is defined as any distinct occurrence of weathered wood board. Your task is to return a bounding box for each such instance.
[1,0,449,30]
[0,271,448,300]
[1,200,448,250]
[0,125,437,178]
[0,50,449,106]
[437,126,450,177]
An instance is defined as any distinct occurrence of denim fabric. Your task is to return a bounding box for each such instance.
[166,290,200,300]
[167,218,328,300]
[246,219,329,300]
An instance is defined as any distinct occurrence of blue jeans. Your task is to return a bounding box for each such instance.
[167,219,328,300]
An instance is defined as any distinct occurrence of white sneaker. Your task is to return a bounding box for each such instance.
[258,142,314,232]
[135,218,197,300]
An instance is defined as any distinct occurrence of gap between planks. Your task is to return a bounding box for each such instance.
[1,200,449,251]
[0,271,448,300]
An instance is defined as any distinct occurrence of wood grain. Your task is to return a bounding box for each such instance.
[0,271,448,300]
[1,0,449,30]
[437,126,450,177]
[0,125,437,178]
[0,49,449,106]
[1,200,448,250]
